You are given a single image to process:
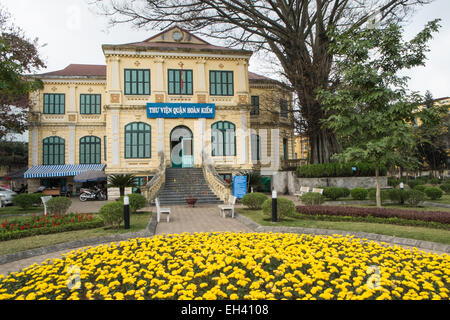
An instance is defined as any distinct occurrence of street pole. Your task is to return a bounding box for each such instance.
[124,195,130,229]
[272,189,278,222]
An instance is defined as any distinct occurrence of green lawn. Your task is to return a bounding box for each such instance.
[237,208,450,245]
[0,211,152,256]
[0,206,44,216]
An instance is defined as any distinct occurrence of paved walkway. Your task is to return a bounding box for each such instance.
[155,204,252,235]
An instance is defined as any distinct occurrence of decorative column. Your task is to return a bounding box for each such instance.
[68,125,76,165]
[196,59,208,103]
[157,118,164,153]
[153,58,165,103]
[31,128,38,166]
[109,57,122,105]
[240,110,248,164]
[111,110,120,166]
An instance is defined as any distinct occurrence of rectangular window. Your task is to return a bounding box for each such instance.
[210,71,233,96]
[168,69,193,95]
[80,94,101,114]
[250,96,260,115]
[280,99,288,118]
[43,94,65,114]
[283,138,288,160]
[124,69,151,95]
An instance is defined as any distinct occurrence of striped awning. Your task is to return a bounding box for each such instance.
[24,164,106,179]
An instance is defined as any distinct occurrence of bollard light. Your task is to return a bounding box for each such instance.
[124,195,130,229]
[272,189,278,222]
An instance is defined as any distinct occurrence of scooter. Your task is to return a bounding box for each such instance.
[79,186,107,202]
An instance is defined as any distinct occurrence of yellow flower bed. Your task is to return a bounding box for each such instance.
[0,232,449,300]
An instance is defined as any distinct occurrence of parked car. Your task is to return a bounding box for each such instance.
[0,187,18,206]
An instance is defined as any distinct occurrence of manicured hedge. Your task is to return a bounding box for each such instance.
[295,205,450,224]
[241,192,268,210]
[296,162,387,178]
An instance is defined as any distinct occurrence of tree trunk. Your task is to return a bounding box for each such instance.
[120,187,125,197]
[309,129,341,164]
[375,163,381,208]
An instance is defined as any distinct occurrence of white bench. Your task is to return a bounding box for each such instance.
[294,186,311,200]
[155,198,170,223]
[218,195,237,218]
[312,188,324,194]
[41,196,52,215]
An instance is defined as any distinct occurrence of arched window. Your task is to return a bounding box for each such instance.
[211,121,236,156]
[125,122,151,159]
[79,136,101,164]
[251,134,261,161]
[43,136,65,165]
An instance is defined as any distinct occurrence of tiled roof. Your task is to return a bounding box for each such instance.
[39,64,280,83]
[39,64,106,77]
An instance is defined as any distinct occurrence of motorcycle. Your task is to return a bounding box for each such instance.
[79,186,107,202]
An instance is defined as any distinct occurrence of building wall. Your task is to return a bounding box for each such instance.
[28,33,296,193]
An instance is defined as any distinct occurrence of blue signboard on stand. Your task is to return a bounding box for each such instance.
[233,175,247,199]
[147,103,215,118]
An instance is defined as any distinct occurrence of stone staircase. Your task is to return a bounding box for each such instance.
[157,167,223,205]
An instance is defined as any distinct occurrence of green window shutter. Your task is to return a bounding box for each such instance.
[125,122,151,159]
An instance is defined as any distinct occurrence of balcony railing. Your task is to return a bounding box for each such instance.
[281,158,308,171]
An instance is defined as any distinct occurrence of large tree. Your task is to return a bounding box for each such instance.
[317,20,440,208]
[0,6,45,140]
[414,90,449,176]
[92,0,433,163]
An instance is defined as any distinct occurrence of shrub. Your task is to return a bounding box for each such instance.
[405,189,426,207]
[439,182,450,194]
[119,193,147,214]
[296,162,386,178]
[429,178,441,185]
[387,177,399,187]
[424,187,443,200]
[350,188,368,200]
[241,192,268,210]
[99,202,124,228]
[387,189,409,204]
[367,188,388,202]
[340,187,350,198]
[322,187,345,201]
[45,197,72,216]
[30,193,44,206]
[300,192,325,205]
[413,185,427,193]
[295,205,450,224]
[407,180,421,189]
[262,198,296,221]
[13,194,35,209]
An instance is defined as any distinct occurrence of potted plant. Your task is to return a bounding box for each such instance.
[185,185,197,207]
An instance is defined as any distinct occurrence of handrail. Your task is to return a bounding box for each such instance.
[202,151,232,202]
[142,151,166,202]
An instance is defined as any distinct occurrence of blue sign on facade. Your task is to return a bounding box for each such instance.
[147,103,215,118]
[233,175,247,199]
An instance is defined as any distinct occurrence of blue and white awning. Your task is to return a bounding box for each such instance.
[24,164,106,179]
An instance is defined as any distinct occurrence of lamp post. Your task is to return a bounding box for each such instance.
[124,195,130,229]
[272,189,278,222]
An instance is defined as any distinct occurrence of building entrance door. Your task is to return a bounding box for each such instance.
[170,126,193,168]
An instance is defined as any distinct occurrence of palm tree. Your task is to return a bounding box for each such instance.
[107,174,137,197]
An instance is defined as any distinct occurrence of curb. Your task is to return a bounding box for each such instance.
[0,212,158,266]
[234,213,450,254]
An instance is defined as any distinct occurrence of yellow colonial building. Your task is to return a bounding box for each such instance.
[26,27,294,202]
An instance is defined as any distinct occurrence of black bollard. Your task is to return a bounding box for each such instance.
[124,195,130,229]
[272,189,277,222]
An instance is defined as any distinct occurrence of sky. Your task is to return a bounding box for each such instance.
[1,0,450,143]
